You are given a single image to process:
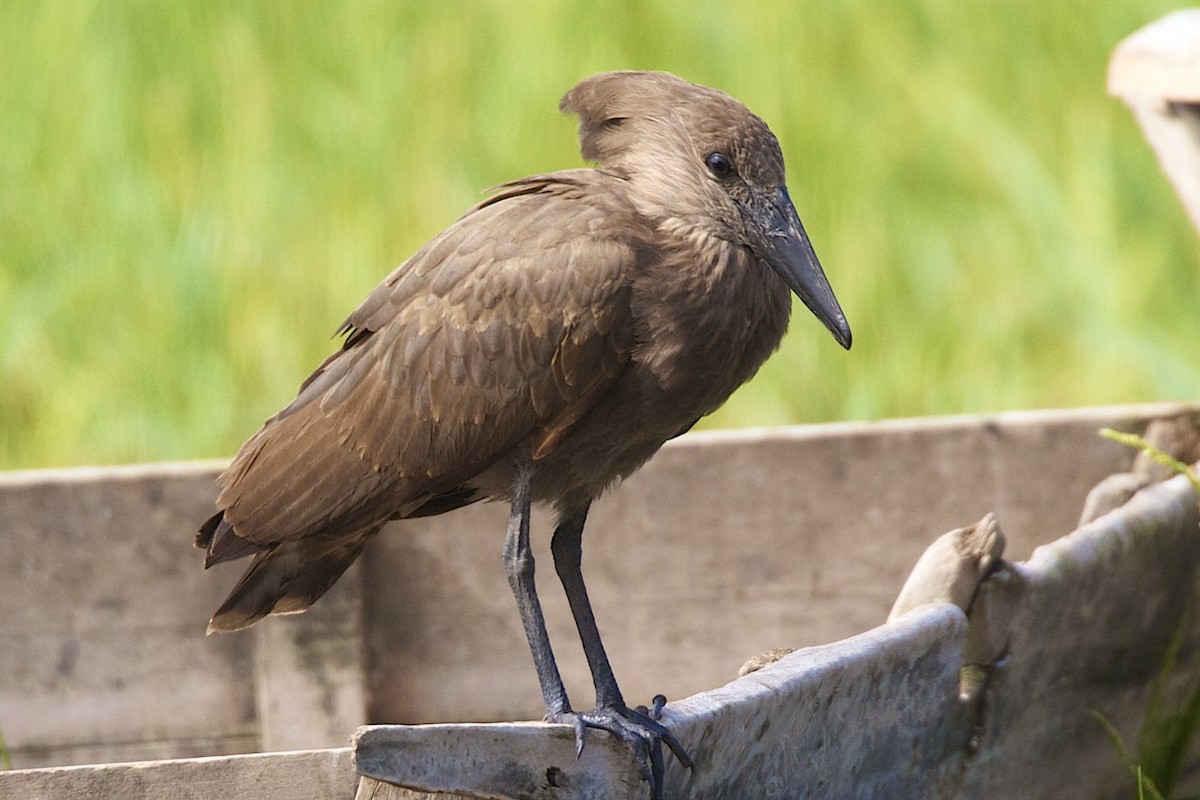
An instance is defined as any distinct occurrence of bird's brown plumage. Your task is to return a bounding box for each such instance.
[199,71,849,638]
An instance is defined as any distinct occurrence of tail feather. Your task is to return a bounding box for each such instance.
[197,511,270,567]
[206,530,375,634]
[270,535,371,615]
[206,548,282,633]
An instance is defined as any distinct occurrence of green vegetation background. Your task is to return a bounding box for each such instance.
[1,1,1196,470]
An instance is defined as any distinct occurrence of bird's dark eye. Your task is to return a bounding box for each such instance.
[705,152,733,178]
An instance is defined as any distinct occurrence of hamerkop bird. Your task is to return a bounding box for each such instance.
[198,70,851,798]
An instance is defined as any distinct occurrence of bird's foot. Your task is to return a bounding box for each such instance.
[552,696,692,800]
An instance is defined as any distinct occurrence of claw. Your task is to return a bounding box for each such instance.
[551,698,691,799]
[571,714,587,758]
[647,733,665,800]
[661,727,692,771]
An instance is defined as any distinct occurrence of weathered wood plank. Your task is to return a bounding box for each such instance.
[955,473,1200,799]
[354,604,969,800]
[1,403,1194,770]
[1109,9,1200,101]
[0,463,260,768]
[254,563,367,753]
[362,403,1190,726]
[0,463,366,768]
[351,467,1200,800]
[354,777,446,800]
[0,748,356,800]
[3,405,1198,795]
[1109,10,1200,233]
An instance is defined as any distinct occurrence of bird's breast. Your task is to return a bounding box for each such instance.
[523,239,792,513]
[630,238,793,420]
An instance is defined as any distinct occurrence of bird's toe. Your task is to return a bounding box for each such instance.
[554,701,691,800]
[635,693,668,721]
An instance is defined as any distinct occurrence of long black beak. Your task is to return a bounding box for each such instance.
[743,187,851,350]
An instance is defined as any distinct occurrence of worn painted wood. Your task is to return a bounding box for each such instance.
[355,721,644,800]
[1,403,1194,770]
[0,748,356,800]
[1109,9,1200,101]
[351,470,1200,800]
[0,462,258,768]
[3,410,1198,796]
[955,473,1200,800]
[254,565,367,753]
[0,462,366,769]
[888,512,1004,621]
[1109,10,1200,233]
[354,777,446,800]
[361,403,1191,727]
[353,604,969,800]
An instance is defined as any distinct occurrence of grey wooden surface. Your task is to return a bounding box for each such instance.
[354,604,971,800]
[358,403,1188,728]
[959,475,1200,799]
[0,462,366,769]
[1109,9,1200,234]
[0,748,355,800]
[345,470,1200,799]
[0,402,1193,774]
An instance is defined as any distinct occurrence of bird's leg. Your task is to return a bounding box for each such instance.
[503,463,571,718]
[550,509,692,798]
[550,510,623,707]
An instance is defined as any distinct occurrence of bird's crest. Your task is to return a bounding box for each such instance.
[561,71,721,167]
[560,71,783,189]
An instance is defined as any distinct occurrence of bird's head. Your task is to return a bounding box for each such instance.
[561,71,851,350]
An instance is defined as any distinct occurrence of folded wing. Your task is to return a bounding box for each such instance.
[198,172,641,630]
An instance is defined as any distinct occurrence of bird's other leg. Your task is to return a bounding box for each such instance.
[503,461,571,718]
[550,508,692,799]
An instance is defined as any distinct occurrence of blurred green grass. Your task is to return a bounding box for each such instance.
[0,0,1196,470]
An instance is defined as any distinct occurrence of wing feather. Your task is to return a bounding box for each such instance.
[211,171,642,549]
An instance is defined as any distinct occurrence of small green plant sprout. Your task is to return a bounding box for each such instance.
[1093,710,1167,800]
[1095,428,1200,799]
[1100,428,1200,495]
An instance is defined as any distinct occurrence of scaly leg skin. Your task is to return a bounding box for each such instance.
[551,509,693,799]
[502,462,573,718]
